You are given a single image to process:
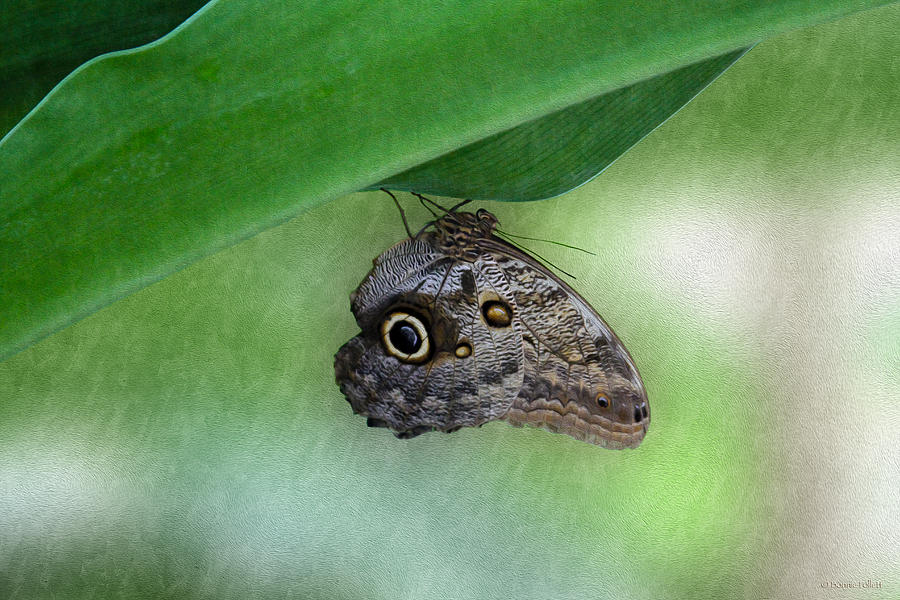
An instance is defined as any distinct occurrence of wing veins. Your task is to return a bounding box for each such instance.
[412,261,456,412]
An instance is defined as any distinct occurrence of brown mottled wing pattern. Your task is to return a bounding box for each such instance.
[481,237,649,449]
[335,209,648,448]
[334,237,525,438]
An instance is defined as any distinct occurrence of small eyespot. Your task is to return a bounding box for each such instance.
[380,311,430,363]
[596,394,609,408]
[482,301,512,327]
[455,342,472,358]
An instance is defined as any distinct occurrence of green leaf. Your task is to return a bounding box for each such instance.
[375,48,750,201]
[0,0,207,135]
[0,0,893,361]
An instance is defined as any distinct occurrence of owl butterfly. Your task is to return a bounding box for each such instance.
[334,196,649,448]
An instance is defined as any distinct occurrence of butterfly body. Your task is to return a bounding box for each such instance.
[334,209,649,448]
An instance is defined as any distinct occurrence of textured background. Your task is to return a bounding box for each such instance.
[1,5,898,599]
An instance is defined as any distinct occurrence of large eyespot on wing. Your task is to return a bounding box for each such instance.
[380,310,431,363]
[335,249,525,439]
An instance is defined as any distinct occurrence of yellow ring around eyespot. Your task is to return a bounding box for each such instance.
[380,311,430,362]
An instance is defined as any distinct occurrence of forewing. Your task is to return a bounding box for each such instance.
[482,239,649,449]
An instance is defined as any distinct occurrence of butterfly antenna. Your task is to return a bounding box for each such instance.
[494,231,577,279]
[381,187,412,238]
[494,229,596,255]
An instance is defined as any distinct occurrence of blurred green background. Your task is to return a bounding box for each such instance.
[2,4,899,600]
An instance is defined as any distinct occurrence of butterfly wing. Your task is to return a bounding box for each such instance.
[335,210,648,449]
[334,237,525,438]
[480,237,650,449]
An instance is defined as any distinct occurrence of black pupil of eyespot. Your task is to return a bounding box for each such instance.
[389,321,421,354]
